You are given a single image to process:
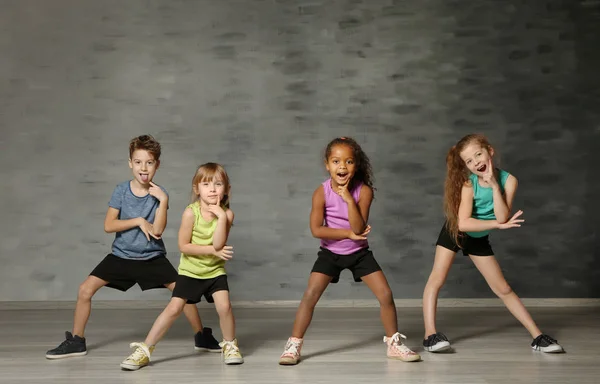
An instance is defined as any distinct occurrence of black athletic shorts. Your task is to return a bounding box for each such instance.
[311,247,382,283]
[171,274,229,304]
[90,254,177,291]
[435,223,494,256]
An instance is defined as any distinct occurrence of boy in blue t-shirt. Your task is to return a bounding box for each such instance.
[46,135,221,359]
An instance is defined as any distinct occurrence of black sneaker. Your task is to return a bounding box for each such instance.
[531,334,564,353]
[194,327,221,353]
[46,331,87,359]
[423,332,451,352]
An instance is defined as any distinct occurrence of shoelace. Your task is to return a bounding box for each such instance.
[536,334,558,346]
[128,342,152,362]
[434,332,449,342]
[219,340,240,358]
[57,338,76,350]
[283,339,302,357]
[384,332,414,354]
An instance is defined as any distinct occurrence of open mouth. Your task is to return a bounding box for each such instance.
[140,173,149,182]
[337,172,349,179]
[476,164,487,173]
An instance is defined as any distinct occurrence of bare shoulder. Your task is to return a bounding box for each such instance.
[312,184,325,201]
[461,181,474,197]
[181,206,195,220]
[226,209,234,223]
[359,184,373,201]
[504,174,518,194]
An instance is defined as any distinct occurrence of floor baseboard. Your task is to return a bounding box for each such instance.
[0,298,598,310]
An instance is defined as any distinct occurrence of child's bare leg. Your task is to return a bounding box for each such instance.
[291,272,332,338]
[165,282,202,333]
[73,276,108,337]
[212,290,235,341]
[361,271,397,337]
[144,297,187,346]
[469,255,541,338]
[422,246,456,338]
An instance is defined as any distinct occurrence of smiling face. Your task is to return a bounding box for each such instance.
[325,144,356,187]
[129,149,159,186]
[459,142,494,176]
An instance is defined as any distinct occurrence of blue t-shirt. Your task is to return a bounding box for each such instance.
[108,181,168,260]
[466,168,511,238]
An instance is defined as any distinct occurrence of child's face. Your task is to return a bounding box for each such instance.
[196,177,227,206]
[460,142,494,176]
[129,149,159,186]
[325,144,356,186]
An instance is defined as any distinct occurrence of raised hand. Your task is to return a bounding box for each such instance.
[206,195,226,219]
[336,184,354,204]
[213,245,233,261]
[138,218,161,240]
[148,181,168,203]
[348,224,371,240]
[482,159,498,188]
[497,210,524,229]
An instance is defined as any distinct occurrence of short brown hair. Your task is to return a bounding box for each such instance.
[129,135,161,160]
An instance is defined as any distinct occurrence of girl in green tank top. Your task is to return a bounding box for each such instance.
[119,163,245,369]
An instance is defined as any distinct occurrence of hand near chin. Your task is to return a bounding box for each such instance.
[206,196,226,219]
[148,181,167,202]
[481,159,498,188]
[336,184,354,204]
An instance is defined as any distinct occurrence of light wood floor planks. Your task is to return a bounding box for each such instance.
[1,306,598,384]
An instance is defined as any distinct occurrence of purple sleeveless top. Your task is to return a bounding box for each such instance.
[320,179,368,255]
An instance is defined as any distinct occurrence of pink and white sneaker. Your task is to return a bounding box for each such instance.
[384,332,421,362]
[279,337,303,365]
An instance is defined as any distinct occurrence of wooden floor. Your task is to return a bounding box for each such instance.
[1,306,598,383]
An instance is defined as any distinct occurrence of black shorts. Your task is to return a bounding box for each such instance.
[172,274,229,304]
[89,254,178,291]
[435,224,494,256]
[311,247,382,283]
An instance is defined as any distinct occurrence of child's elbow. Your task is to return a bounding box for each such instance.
[178,242,189,253]
[310,226,320,238]
[104,224,112,233]
[352,224,368,235]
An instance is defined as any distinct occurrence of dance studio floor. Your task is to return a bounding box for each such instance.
[1,306,598,383]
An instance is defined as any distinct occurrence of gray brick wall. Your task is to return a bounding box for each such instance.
[1,0,598,301]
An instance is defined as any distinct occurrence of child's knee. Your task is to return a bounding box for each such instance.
[165,300,185,317]
[426,271,447,289]
[493,283,513,298]
[78,282,95,301]
[377,288,394,306]
[216,301,232,317]
[302,287,323,305]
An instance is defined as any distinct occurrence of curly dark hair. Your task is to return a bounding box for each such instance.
[324,136,375,195]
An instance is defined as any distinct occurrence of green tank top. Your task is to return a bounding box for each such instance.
[466,168,511,238]
[178,202,226,279]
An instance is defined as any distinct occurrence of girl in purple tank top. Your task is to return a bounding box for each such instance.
[278,137,421,365]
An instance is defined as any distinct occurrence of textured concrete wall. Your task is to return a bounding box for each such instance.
[1,0,598,301]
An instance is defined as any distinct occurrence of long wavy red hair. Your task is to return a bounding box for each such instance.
[444,134,494,246]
